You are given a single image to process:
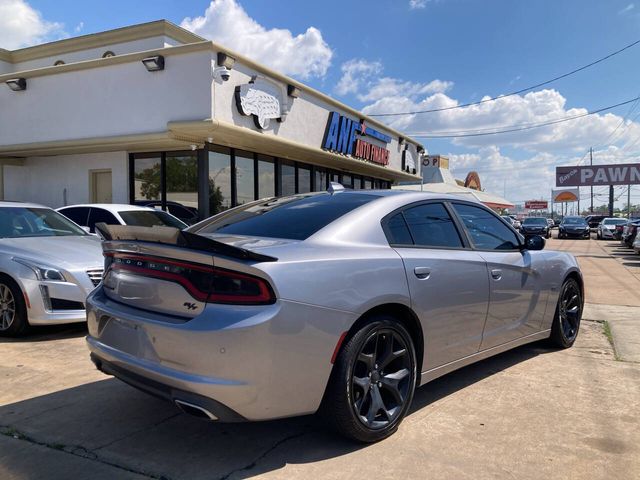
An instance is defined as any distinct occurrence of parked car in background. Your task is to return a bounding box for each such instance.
[546,218,554,228]
[520,217,551,238]
[86,191,583,442]
[614,222,626,240]
[633,232,640,254]
[597,218,628,240]
[621,221,640,248]
[585,215,607,230]
[558,216,590,239]
[135,200,199,225]
[57,204,187,233]
[501,215,516,229]
[0,202,103,336]
[507,215,521,230]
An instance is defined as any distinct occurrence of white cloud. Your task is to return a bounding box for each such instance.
[181,0,332,79]
[335,59,383,96]
[74,21,84,33]
[362,88,640,152]
[0,0,65,49]
[618,3,635,14]
[335,57,453,112]
[409,0,428,9]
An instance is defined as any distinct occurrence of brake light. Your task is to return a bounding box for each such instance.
[105,254,275,305]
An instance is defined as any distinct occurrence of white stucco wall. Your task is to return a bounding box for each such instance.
[0,50,212,145]
[212,60,419,175]
[2,151,128,208]
[12,36,175,71]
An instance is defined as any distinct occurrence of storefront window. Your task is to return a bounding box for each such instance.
[208,146,232,215]
[315,168,327,191]
[298,165,311,193]
[364,178,373,189]
[280,160,295,196]
[342,174,353,189]
[353,176,363,189]
[235,150,255,205]
[165,153,198,215]
[257,155,275,199]
[133,156,161,201]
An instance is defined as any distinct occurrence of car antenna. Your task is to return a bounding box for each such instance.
[328,182,345,194]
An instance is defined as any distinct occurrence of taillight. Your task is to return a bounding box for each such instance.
[106,254,275,305]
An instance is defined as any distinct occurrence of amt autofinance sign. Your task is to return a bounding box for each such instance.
[556,163,640,186]
[322,112,391,166]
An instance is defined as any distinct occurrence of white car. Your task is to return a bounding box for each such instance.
[596,217,627,240]
[57,204,187,233]
[633,231,640,254]
[0,202,103,336]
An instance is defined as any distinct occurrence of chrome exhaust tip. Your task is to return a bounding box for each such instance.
[174,399,218,420]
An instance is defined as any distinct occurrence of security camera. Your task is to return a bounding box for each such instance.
[214,66,231,81]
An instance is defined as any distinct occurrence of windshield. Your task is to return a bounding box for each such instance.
[0,207,87,238]
[563,217,587,225]
[523,217,547,225]
[603,218,627,225]
[118,210,187,229]
[190,192,377,240]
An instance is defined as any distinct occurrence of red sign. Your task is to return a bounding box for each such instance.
[353,138,389,166]
[525,201,548,209]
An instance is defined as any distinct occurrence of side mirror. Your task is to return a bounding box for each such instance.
[523,235,545,251]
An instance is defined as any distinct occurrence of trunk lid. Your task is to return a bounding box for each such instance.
[97,224,276,319]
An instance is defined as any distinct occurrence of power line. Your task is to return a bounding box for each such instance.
[406,96,640,138]
[368,38,640,117]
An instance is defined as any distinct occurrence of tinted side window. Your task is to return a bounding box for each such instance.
[58,207,89,226]
[452,203,519,250]
[385,213,413,245]
[88,208,119,233]
[403,203,463,248]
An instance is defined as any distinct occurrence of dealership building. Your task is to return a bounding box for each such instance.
[0,20,423,219]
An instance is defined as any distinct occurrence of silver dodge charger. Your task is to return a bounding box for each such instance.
[86,190,584,442]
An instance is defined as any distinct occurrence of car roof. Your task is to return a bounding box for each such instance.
[0,201,48,209]
[58,203,156,212]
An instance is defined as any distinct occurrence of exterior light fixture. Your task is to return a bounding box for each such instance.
[142,55,165,72]
[398,137,405,145]
[217,52,235,69]
[287,84,300,98]
[6,78,27,91]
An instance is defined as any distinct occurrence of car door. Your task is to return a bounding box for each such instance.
[87,208,120,233]
[450,202,547,350]
[384,201,490,370]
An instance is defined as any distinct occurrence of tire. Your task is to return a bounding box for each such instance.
[0,275,29,337]
[320,316,417,443]
[549,278,582,349]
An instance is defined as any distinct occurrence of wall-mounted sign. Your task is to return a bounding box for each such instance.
[422,155,449,169]
[235,75,292,129]
[556,163,640,187]
[322,112,391,166]
[525,200,548,209]
[552,188,579,202]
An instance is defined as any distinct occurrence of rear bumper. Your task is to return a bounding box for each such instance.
[85,288,353,421]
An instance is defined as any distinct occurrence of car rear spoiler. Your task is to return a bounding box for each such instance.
[94,223,278,263]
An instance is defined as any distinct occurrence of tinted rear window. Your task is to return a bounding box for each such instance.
[192,193,376,240]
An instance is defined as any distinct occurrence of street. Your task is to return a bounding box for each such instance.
[1,235,639,480]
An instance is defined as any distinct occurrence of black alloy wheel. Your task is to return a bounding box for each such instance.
[351,328,413,430]
[550,278,582,348]
[321,316,417,443]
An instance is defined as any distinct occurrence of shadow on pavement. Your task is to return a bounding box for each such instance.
[0,323,87,344]
[0,341,553,480]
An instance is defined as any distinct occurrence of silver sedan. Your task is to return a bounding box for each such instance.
[86,190,584,442]
[0,202,104,336]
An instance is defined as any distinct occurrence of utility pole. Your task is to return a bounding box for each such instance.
[589,147,593,213]
[609,185,614,217]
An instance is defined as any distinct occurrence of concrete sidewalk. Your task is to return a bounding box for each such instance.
[583,303,640,363]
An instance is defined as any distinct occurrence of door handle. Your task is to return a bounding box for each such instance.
[414,267,431,279]
[490,269,502,280]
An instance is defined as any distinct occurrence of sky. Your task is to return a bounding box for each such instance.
[2,0,640,209]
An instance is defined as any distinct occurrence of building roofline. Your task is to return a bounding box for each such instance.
[2,20,204,63]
